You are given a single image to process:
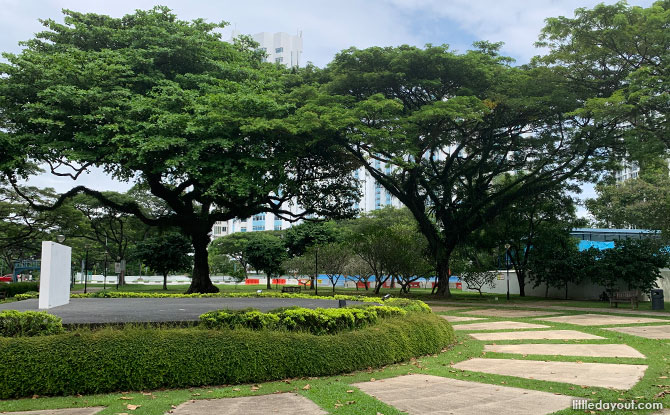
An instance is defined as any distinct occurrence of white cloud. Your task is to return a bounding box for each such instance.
[384,0,655,63]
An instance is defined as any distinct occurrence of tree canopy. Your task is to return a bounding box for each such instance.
[0,7,358,293]
[303,43,616,296]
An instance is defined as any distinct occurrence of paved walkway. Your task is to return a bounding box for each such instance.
[483,343,646,358]
[539,313,668,326]
[353,374,575,415]
[170,394,326,415]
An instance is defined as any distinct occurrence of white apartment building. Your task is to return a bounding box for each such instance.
[230,30,303,67]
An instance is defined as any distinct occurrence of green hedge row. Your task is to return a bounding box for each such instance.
[71,290,381,302]
[0,310,64,337]
[0,282,39,298]
[0,313,454,398]
[200,306,406,334]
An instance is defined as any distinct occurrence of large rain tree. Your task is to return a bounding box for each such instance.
[0,8,358,293]
[310,43,617,296]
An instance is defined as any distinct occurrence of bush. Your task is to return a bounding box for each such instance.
[382,298,431,313]
[0,282,39,298]
[199,306,406,335]
[0,313,454,398]
[14,291,39,301]
[0,310,64,337]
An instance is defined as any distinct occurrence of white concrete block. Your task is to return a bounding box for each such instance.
[39,241,72,309]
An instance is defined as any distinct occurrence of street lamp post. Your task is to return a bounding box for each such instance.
[504,243,511,301]
[314,246,319,296]
[84,244,90,294]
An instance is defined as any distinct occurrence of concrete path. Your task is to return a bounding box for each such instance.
[0,408,104,415]
[470,329,604,341]
[539,313,669,326]
[604,325,670,339]
[452,321,550,331]
[440,315,486,323]
[0,297,367,324]
[170,394,326,415]
[483,343,645,358]
[353,374,575,415]
[430,301,670,317]
[452,358,647,389]
[462,308,563,318]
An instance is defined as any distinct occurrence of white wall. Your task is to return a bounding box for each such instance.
[461,269,670,301]
[39,241,71,309]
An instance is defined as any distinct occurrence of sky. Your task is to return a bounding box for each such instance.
[0,0,655,215]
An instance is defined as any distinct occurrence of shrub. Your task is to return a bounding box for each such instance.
[0,310,64,337]
[382,298,431,313]
[0,313,454,398]
[14,291,39,301]
[0,282,39,298]
[199,306,406,335]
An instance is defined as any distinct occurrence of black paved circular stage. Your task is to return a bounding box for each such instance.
[0,297,363,324]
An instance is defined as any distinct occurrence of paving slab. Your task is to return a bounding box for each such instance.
[483,343,645,358]
[429,305,468,312]
[352,374,575,415]
[453,321,550,331]
[604,325,670,339]
[0,408,104,415]
[539,313,669,326]
[452,358,647,389]
[470,329,605,341]
[463,308,564,318]
[170,393,326,415]
[440,315,486,323]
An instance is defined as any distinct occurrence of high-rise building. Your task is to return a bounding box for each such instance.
[230,30,303,67]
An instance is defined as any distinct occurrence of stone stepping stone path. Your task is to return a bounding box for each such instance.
[440,315,486,323]
[470,329,604,341]
[429,305,468,312]
[484,343,645,358]
[353,374,575,415]
[453,321,550,331]
[170,393,326,415]
[604,325,670,339]
[539,313,669,326]
[453,358,647,389]
[0,408,104,415]
[463,308,563,318]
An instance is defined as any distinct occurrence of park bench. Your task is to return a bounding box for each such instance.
[609,290,640,309]
[281,286,301,294]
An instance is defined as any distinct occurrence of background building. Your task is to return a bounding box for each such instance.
[230,30,303,67]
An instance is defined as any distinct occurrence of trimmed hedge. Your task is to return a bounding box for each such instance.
[0,282,39,298]
[72,291,380,302]
[0,313,454,398]
[0,310,64,337]
[200,306,406,334]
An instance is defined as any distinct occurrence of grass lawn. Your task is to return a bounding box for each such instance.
[0,303,668,414]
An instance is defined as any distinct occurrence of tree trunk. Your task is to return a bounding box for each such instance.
[163,272,168,290]
[434,257,452,297]
[516,270,526,297]
[186,232,218,294]
[267,273,272,290]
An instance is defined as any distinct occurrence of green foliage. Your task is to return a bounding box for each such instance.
[0,313,454,398]
[590,239,670,293]
[320,44,616,296]
[282,221,342,257]
[199,306,406,335]
[209,233,254,277]
[0,310,64,337]
[244,232,287,289]
[0,282,39,297]
[0,7,358,294]
[537,1,670,156]
[14,291,38,301]
[382,298,431,313]
[587,169,670,236]
[132,232,193,289]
